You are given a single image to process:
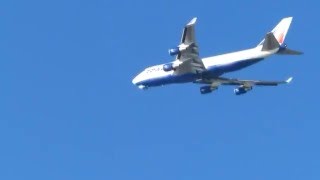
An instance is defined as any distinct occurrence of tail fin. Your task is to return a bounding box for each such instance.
[258,17,293,47]
[271,17,293,45]
[258,17,303,55]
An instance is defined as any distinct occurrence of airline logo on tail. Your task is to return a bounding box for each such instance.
[277,32,285,44]
[271,17,293,45]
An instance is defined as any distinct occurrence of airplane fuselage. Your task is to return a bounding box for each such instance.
[132,46,278,89]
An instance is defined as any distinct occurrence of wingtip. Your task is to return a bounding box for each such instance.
[286,77,293,83]
[187,17,197,26]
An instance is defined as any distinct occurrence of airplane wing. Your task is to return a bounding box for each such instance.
[196,77,293,87]
[174,18,206,74]
[180,17,197,46]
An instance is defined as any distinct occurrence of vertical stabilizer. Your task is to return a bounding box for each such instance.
[271,17,293,45]
[258,17,303,55]
[258,17,293,46]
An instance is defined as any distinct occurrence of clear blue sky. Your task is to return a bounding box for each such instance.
[0,0,319,179]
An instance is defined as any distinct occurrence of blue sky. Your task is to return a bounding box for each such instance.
[0,0,319,179]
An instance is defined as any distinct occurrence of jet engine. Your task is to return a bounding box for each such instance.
[200,86,212,94]
[168,44,189,56]
[163,61,182,72]
[200,86,218,94]
[168,47,180,56]
[163,63,175,72]
[234,86,252,95]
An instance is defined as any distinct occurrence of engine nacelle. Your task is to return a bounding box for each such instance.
[168,47,180,56]
[169,44,189,56]
[234,86,252,95]
[200,86,212,94]
[163,63,175,72]
[200,86,218,94]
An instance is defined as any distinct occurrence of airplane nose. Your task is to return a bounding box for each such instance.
[132,74,148,90]
[132,76,138,85]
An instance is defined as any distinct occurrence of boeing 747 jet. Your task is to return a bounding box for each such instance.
[132,17,302,95]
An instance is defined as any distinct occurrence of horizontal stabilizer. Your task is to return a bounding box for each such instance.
[277,48,303,55]
[261,32,280,51]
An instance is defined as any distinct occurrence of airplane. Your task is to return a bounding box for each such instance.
[132,17,302,95]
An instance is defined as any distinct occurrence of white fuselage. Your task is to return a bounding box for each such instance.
[132,46,278,89]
